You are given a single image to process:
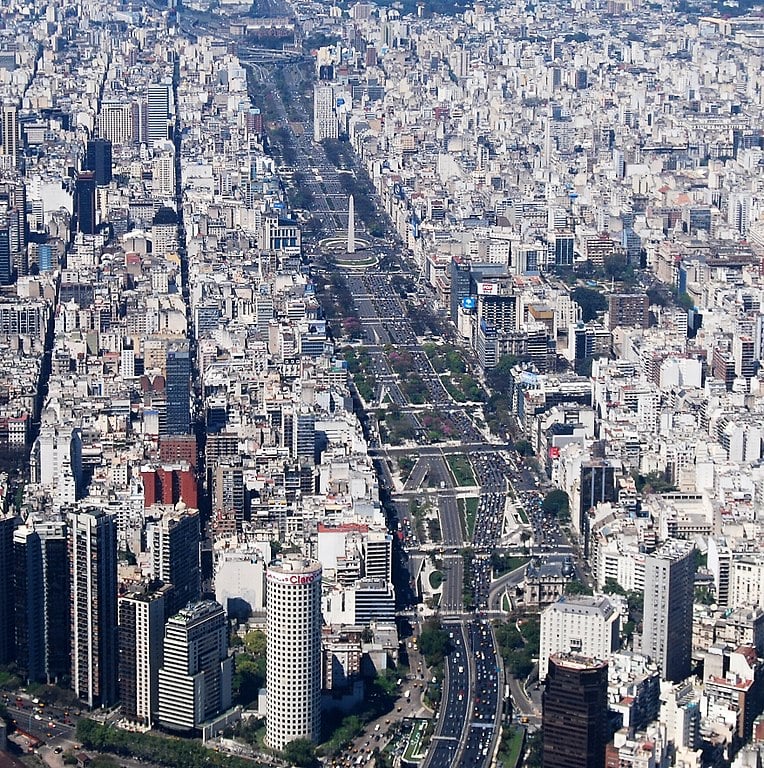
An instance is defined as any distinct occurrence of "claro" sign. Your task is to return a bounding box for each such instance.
[267,569,322,586]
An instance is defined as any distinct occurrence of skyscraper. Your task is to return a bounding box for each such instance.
[13,526,44,682]
[156,601,233,731]
[165,342,191,436]
[119,585,170,726]
[36,521,70,683]
[642,539,695,682]
[146,84,171,146]
[0,514,16,664]
[74,171,97,235]
[266,558,322,750]
[69,509,118,708]
[542,653,608,768]
[150,507,200,617]
[1,104,19,167]
[313,84,338,142]
[85,138,113,186]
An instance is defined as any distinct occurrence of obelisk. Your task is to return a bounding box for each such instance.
[347,194,355,254]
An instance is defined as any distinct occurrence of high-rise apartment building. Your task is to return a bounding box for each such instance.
[165,342,191,436]
[156,601,233,731]
[539,594,620,681]
[607,293,649,331]
[542,653,609,768]
[0,514,15,664]
[36,521,70,682]
[119,586,170,726]
[313,84,338,142]
[69,509,118,708]
[150,507,200,617]
[266,558,322,750]
[642,539,695,682]
[13,526,44,682]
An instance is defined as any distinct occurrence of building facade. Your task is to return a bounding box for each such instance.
[642,539,695,682]
[542,653,609,768]
[156,600,233,731]
[539,594,620,680]
[69,509,118,708]
[266,558,322,750]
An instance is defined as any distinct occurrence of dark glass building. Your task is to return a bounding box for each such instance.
[75,171,97,235]
[542,653,608,768]
[165,342,191,436]
[85,138,113,186]
[0,514,15,664]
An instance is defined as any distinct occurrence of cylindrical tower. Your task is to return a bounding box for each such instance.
[266,557,322,750]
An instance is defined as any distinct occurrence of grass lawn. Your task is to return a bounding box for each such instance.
[465,497,479,538]
[498,726,525,768]
[447,455,476,486]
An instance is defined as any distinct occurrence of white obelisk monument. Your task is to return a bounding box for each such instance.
[347,194,355,254]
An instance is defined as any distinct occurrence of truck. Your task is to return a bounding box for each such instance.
[403,690,411,701]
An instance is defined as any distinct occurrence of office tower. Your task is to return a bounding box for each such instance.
[146,84,170,145]
[579,458,617,558]
[1,104,19,166]
[156,601,233,731]
[266,558,322,750]
[164,342,191,436]
[150,507,200,617]
[74,171,97,235]
[151,147,175,197]
[363,530,393,582]
[85,138,113,186]
[539,595,619,681]
[36,521,70,682]
[13,527,44,682]
[97,101,133,145]
[542,653,608,768]
[449,255,471,322]
[69,509,118,708]
[0,514,15,664]
[118,586,169,726]
[0,212,10,284]
[37,243,53,272]
[642,539,695,682]
[293,412,316,465]
[313,83,338,142]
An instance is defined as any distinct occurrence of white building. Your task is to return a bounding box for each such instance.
[539,594,620,680]
[266,558,322,750]
[642,540,695,682]
[156,601,233,731]
[729,556,764,610]
[314,84,338,142]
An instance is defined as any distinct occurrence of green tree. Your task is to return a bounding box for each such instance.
[282,739,319,767]
[564,579,593,596]
[244,630,266,656]
[603,578,626,596]
[232,653,265,707]
[572,286,608,322]
[542,490,570,518]
[418,619,451,667]
[515,440,534,457]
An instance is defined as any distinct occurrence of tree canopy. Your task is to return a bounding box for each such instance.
[572,286,608,322]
